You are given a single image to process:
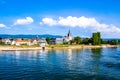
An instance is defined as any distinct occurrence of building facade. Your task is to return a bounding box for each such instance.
[50,38,63,45]
[63,29,73,43]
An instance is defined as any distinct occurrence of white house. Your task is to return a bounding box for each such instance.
[11,40,16,45]
[4,38,12,44]
[37,38,48,46]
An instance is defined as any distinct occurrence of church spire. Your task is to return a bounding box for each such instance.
[68,28,72,37]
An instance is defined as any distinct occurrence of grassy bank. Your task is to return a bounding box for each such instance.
[0,44,118,51]
[46,44,117,49]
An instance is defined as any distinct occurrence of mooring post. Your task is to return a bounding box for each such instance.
[42,46,45,50]
[40,43,46,50]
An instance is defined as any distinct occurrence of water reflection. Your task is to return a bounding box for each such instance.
[91,48,102,78]
[0,48,120,80]
[14,51,20,59]
[91,48,102,60]
[67,49,72,60]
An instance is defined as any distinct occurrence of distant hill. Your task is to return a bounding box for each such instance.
[0,34,120,40]
[0,34,62,39]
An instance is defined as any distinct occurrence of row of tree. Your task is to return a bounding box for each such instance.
[45,32,120,45]
[70,32,120,45]
[70,32,101,45]
[70,36,92,45]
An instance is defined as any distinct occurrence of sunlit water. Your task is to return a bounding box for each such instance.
[0,47,120,80]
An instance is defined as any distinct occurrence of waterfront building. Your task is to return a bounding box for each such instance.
[63,29,73,43]
[15,38,37,46]
[50,38,63,45]
[37,38,48,46]
[56,38,63,44]
[50,38,56,45]
[3,38,12,44]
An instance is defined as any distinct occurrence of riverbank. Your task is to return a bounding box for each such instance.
[0,46,42,51]
[0,44,118,51]
[47,44,118,49]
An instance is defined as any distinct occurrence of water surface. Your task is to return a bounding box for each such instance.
[0,47,120,80]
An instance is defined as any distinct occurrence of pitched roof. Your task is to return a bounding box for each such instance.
[16,38,34,43]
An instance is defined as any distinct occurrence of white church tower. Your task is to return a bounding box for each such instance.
[63,29,73,42]
[67,29,73,41]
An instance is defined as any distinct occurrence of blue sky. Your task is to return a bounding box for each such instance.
[0,0,120,38]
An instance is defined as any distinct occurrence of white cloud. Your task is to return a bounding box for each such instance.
[40,16,120,38]
[14,17,34,25]
[40,16,101,28]
[0,23,6,28]
[58,16,99,28]
[40,18,57,26]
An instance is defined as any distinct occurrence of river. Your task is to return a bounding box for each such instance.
[0,47,120,80]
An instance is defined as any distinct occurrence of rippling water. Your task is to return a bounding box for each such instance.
[0,47,120,80]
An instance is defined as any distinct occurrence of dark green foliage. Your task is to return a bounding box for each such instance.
[107,40,118,45]
[82,38,92,44]
[63,42,68,45]
[101,39,120,45]
[46,37,50,44]
[0,42,6,45]
[70,39,75,44]
[74,36,82,44]
[118,40,120,44]
[97,32,101,45]
[92,32,101,45]
[101,39,108,44]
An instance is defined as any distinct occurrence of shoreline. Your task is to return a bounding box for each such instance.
[0,45,118,51]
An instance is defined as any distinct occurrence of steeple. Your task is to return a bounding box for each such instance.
[68,29,72,37]
[63,29,73,42]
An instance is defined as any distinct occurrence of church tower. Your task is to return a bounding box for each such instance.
[67,29,72,41]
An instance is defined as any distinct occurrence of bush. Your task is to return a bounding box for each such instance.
[0,42,6,45]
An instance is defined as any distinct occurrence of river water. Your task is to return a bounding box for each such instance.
[0,47,120,80]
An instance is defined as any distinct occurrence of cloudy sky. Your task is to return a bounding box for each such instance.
[0,0,120,38]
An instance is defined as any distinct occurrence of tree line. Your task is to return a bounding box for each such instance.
[70,32,120,45]
[45,32,120,45]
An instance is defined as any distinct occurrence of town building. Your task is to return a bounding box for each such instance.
[37,38,48,46]
[63,29,73,43]
[56,38,63,44]
[15,38,37,46]
[0,30,73,46]
[2,38,12,44]
[50,38,63,45]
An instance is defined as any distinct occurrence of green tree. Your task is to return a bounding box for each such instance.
[63,42,68,45]
[70,39,75,44]
[0,42,6,45]
[97,32,101,45]
[92,33,96,45]
[82,38,92,44]
[108,40,118,45]
[118,40,120,44]
[101,39,108,44]
[92,32,101,45]
[74,36,82,44]
[46,37,50,44]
